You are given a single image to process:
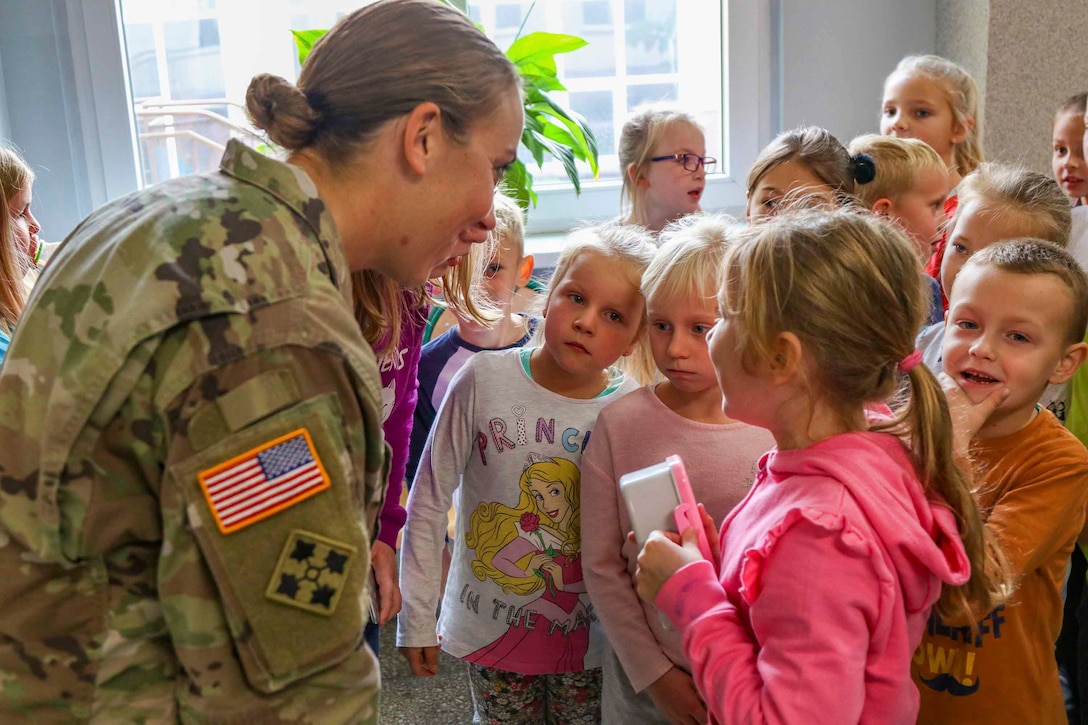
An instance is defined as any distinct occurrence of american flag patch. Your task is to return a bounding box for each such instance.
[198,428,331,535]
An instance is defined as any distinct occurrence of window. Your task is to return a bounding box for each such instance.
[469,0,721,188]
[115,0,757,233]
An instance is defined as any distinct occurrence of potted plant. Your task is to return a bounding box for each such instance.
[291,2,598,209]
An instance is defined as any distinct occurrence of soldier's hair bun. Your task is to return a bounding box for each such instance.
[245,74,319,151]
[850,153,876,185]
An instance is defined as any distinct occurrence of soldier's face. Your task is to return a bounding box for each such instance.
[406,93,524,286]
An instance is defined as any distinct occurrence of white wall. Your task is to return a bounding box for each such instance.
[0,52,10,140]
[778,0,938,143]
[980,0,1088,173]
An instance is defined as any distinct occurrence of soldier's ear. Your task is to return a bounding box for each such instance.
[402,102,443,177]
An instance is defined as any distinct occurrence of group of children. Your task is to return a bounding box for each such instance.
[369,52,1088,724]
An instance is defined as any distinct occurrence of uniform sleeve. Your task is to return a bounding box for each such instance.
[159,343,383,721]
[397,360,478,648]
[656,516,880,725]
[581,417,675,693]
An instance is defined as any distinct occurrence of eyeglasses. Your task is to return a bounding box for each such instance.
[651,153,717,174]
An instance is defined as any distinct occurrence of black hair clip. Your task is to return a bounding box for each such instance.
[851,153,876,185]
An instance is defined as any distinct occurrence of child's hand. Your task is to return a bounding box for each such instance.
[938,371,1009,452]
[370,540,402,625]
[646,666,707,725]
[399,645,441,676]
[634,527,705,604]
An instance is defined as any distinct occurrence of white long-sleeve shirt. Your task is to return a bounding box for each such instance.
[398,347,637,674]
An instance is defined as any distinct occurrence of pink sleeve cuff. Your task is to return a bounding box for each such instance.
[655,559,726,630]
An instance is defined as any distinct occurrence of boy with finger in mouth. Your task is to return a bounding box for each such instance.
[912,239,1088,724]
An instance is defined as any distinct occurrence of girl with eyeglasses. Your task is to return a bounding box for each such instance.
[619,104,716,234]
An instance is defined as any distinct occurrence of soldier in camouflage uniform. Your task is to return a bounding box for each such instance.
[0,0,522,721]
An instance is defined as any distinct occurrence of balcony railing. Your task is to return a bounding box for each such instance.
[133,98,266,185]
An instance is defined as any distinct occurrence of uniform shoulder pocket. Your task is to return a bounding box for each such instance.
[168,393,370,694]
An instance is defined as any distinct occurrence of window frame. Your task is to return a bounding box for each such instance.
[64,0,143,213]
[71,0,772,232]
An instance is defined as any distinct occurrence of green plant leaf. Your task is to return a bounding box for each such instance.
[501,159,537,209]
[527,128,580,193]
[521,127,547,168]
[506,32,588,73]
[527,99,599,176]
[288,18,598,203]
[520,72,567,94]
[291,29,327,67]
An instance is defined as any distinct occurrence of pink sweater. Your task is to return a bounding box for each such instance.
[582,385,775,692]
[656,431,970,724]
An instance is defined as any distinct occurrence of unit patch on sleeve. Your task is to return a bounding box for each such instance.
[265,530,358,616]
[197,428,331,535]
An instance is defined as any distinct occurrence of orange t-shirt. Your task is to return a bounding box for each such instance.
[911,409,1088,724]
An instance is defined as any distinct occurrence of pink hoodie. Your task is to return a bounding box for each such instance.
[656,431,970,724]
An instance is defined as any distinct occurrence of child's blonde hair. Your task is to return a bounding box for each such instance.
[540,223,658,385]
[642,213,738,309]
[355,191,519,361]
[747,126,875,208]
[491,191,526,260]
[0,146,34,334]
[950,163,1071,247]
[720,207,1003,618]
[847,134,947,207]
[619,104,703,224]
[966,239,1088,346]
[890,55,983,178]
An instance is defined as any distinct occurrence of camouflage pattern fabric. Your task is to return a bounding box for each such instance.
[0,140,386,723]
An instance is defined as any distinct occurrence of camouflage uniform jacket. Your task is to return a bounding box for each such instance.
[0,140,386,723]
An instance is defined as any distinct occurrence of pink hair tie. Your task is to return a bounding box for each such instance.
[898,349,923,373]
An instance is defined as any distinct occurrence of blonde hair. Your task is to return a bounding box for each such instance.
[355,234,500,361]
[847,134,947,207]
[747,126,874,208]
[619,104,703,224]
[246,0,518,163]
[966,239,1088,346]
[539,223,658,385]
[358,192,519,360]
[642,213,738,309]
[720,208,1004,618]
[950,163,1071,247]
[0,147,34,334]
[491,191,526,260]
[465,457,581,596]
[891,55,983,178]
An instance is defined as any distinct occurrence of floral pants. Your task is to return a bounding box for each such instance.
[467,662,602,724]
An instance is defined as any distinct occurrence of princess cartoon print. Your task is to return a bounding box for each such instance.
[464,455,592,672]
